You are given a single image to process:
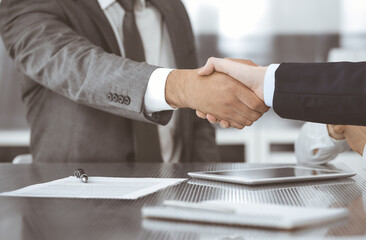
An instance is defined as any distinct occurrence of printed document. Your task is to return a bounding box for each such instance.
[0,177,186,199]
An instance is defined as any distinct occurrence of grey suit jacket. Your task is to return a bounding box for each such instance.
[0,0,219,163]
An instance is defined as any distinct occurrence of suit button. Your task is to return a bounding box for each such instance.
[107,93,113,101]
[118,95,124,104]
[124,96,131,105]
[112,94,118,102]
[126,152,135,162]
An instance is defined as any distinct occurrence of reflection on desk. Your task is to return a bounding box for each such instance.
[0,161,365,240]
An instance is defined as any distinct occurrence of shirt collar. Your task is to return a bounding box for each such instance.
[97,0,146,10]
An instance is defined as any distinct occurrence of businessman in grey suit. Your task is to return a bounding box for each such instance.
[0,0,267,163]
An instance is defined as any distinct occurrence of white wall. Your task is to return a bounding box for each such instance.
[183,0,343,36]
[340,0,366,34]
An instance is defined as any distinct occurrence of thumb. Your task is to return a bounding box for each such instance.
[198,57,217,76]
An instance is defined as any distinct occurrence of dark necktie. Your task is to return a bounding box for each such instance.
[117,0,163,162]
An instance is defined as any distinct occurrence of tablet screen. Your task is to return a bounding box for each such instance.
[204,167,341,179]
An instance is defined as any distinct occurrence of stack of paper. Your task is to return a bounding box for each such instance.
[142,200,349,230]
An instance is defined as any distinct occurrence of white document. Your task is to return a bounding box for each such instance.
[0,177,186,200]
[142,200,349,230]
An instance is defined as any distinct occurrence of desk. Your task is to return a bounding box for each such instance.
[0,161,365,240]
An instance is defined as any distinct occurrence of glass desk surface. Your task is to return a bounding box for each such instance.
[0,161,365,240]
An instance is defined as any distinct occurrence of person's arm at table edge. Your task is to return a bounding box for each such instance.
[295,123,350,165]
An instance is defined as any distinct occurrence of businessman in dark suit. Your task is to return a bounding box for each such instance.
[198,58,366,126]
[0,0,268,163]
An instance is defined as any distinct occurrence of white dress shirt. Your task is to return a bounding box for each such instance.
[97,0,181,163]
[295,122,366,169]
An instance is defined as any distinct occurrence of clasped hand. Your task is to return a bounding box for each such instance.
[195,57,269,129]
[165,57,269,129]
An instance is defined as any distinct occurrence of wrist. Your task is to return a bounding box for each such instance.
[250,66,267,101]
[165,69,197,109]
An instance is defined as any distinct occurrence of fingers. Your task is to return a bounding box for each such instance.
[235,86,269,114]
[327,124,346,140]
[196,110,206,119]
[202,107,251,129]
[204,113,247,130]
[207,114,246,130]
[206,114,218,124]
[216,99,255,129]
[207,95,265,129]
[342,125,366,155]
[223,120,242,129]
[232,100,263,122]
[219,120,230,128]
[332,125,346,134]
[196,86,266,129]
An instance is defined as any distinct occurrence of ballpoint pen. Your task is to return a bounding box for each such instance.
[74,168,88,183]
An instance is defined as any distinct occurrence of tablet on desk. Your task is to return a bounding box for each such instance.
[188,166,356,185]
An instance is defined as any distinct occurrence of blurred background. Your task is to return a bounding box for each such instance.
[1,0,366,162]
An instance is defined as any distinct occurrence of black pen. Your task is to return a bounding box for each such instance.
[74,168,88,183]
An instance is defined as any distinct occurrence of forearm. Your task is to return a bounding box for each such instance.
[165,69,199,109]
[274,62,366,125]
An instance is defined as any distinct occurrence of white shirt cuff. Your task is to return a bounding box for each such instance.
[363,144,366,169]
[327,130,349,149]
[144,68,176,113]
[263,64,280,107]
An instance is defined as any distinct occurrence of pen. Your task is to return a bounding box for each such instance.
[74,168,88,183]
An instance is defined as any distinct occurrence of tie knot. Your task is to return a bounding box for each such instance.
[118,0,136,12]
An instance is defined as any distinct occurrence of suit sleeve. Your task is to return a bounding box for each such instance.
[273,62,366,125]
[191,114,220,162]
[0,0,172,124]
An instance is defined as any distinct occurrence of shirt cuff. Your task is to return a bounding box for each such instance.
[363,144,366,169]
[144,68,176,113]
[263,64,280,107]
[327,130,349,149]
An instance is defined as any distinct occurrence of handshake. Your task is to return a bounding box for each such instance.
[165,57,269,129]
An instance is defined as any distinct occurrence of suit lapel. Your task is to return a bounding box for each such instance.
[75,0,121,55]
[149,0,197,69]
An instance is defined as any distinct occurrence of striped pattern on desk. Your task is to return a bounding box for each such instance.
[0,162,365,240]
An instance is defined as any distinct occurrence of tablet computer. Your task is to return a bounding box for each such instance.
[188,166,356,185]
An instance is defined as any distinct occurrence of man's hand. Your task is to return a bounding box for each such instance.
[165,69,268,129]
[343,125,366,155]
[195,58,268,128]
